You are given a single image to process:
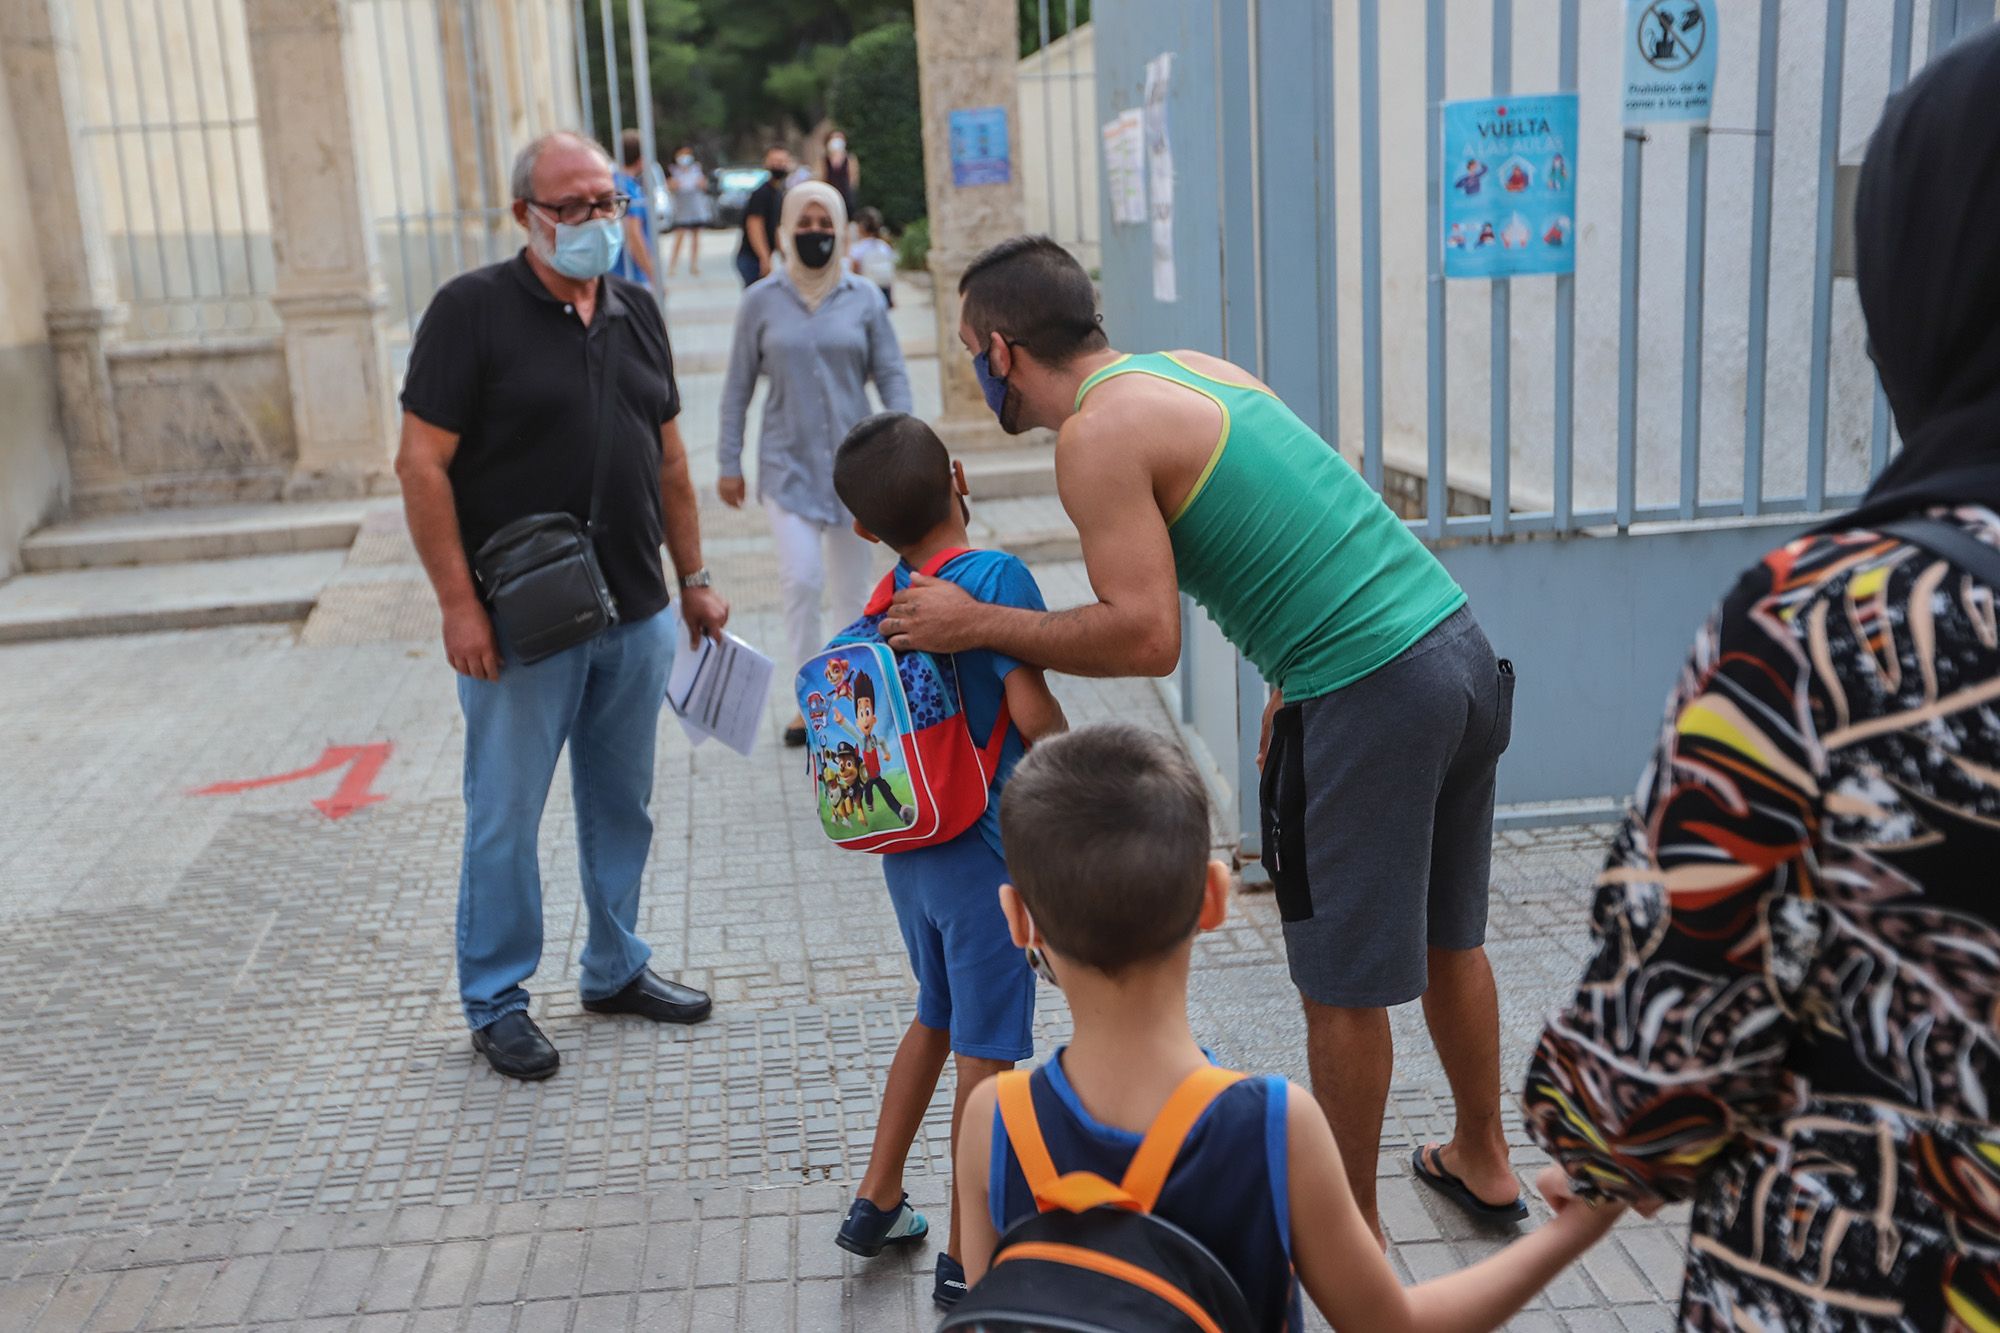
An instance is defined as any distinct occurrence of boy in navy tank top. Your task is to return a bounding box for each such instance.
[829,413,1069,1308]
[956,725,1625,1330]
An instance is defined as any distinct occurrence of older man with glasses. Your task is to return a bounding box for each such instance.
[395,130,730,1081]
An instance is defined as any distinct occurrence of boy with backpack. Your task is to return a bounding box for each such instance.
[947,724,1624,1333]
[823,411,1068,1308]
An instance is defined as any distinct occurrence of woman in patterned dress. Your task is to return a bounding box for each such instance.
[1523,26,2000,1332]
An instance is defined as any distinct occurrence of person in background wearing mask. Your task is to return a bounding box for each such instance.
[610,130,657,293]
[395,131,729,1082]
[665,145,707,277]
[716,182,911,748]
[821,128,859,220]
[737,144,791,287]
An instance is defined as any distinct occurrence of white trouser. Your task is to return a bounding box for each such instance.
[764,496,878,679]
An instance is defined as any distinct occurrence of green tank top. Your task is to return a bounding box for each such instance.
[1076,352,1467,700]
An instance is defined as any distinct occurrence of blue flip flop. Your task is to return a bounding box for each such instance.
[1411,1144,1528,1223]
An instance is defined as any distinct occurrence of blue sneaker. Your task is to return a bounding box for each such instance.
[835,1192,929,1258]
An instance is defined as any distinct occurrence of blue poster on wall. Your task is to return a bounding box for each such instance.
[948,106,1012,187]
[1441,93,1578,280]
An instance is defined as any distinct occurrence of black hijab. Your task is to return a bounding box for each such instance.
[1829,22,2000,534]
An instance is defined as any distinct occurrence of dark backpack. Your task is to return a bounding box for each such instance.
[939,1066,1262,1333]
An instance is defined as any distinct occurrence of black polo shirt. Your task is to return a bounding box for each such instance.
[737,178,785,262]
[401,252,680,624]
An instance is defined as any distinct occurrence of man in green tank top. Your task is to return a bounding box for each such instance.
[882,237,1526,1241]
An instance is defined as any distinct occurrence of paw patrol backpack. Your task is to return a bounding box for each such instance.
[795,548,1011,854]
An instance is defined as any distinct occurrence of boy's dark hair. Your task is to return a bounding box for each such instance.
[958,235,1108,366]
[856,206,885,235]
[852,671,875,707]
[1001,724,1211,975]
[620,129,643,168]
[834,412,953,549]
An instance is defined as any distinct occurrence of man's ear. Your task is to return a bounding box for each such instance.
[987,329,1014,376]
[1196,859,1231,933]
[952,460,970,499]
[512,199,531,230]
[851,520,882,545]
[999,883,1033,949]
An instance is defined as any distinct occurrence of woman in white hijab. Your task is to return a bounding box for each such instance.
[716,181,914,746]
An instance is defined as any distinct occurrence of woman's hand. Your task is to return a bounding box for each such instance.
[717,476,746,508]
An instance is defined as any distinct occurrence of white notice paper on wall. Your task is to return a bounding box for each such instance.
[1143,53,1176,302]
[665,613,775,757]
[1102,108,1147,225]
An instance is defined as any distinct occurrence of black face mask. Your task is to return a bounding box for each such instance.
[795,231,837,269]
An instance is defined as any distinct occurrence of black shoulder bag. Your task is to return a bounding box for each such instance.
[472,326,623,665]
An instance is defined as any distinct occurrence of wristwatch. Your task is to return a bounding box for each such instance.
[678,567,714,590]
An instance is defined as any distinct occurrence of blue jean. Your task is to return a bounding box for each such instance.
[735,246,762,287]
[455,611,676,1029]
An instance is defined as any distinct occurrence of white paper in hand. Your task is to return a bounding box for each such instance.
[664,608,775,757]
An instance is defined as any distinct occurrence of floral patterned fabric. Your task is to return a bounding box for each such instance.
[1523,507,2000,1331]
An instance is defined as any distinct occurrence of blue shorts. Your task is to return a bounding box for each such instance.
[881,831,1036,1062]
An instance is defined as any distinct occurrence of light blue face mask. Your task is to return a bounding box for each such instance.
[537,213,623,280]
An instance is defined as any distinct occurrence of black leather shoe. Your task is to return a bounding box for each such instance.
[471,1011,560,1081]
[582,969,713,1024]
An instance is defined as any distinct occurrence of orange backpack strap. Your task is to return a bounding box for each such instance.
[1118,1066,1248,1213]
[996,1071,1063,1212]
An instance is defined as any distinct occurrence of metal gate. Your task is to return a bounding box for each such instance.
[1090,0,1994,843]
[348,0,662,345]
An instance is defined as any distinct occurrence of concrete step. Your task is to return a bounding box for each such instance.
[968,495,1081,564]
[0,550,348,644]
[962,447,1059,500]
[21,501,368,572]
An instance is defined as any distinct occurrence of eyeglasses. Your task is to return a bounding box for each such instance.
[527,193,631,226]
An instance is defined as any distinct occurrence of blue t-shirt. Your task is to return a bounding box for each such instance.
[890,549,1047,861]
[612,169,652,288]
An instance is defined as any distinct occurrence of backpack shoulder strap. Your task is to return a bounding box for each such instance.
[1119,1066,1248,1213]
[998,1070,1171,1216]
[995,1071,1062,1210]
[861,547,976,619]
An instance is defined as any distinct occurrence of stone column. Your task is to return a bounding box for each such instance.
[914,0,1028,452]
[0,0,126,501]
[243,0,397,498]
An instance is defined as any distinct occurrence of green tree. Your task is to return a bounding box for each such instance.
[828,21,924,229]
[579,0,912,163]
[1018,0,1090,57]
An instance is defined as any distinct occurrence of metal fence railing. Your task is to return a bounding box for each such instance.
[1372,0,1986,543]
[72,0,277,341]
[348,0,667,342]
[351,0,587,341]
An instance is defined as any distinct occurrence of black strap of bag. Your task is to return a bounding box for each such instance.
[582,321,621,541]
[1876,516,2000,590]
[472,319,626,665]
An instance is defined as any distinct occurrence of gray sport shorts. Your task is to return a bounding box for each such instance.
[1258,606,1515,1008]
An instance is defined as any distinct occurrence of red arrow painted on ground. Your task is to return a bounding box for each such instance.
[191,742,392,820]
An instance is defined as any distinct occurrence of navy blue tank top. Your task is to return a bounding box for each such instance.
[988,1050,1303,1333]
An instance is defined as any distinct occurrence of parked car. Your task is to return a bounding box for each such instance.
[711,165,771,229]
